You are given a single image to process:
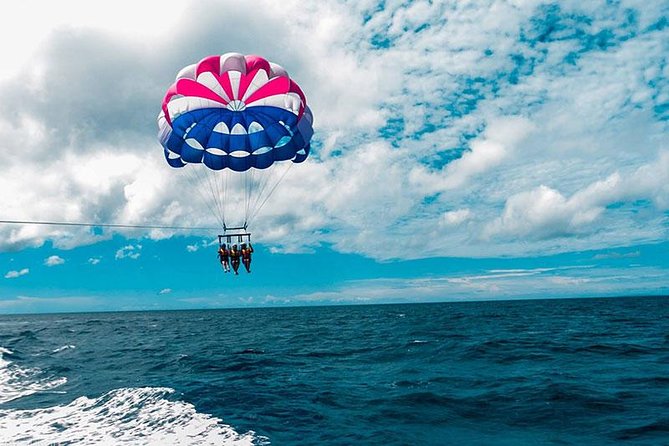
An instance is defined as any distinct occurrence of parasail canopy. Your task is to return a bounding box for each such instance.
[157,53,314,230]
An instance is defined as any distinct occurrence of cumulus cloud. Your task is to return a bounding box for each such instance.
[115,244,142,260]
[44,255,65,267]
[485,184,596,240]
[440,209,472,226]
[88,257,101,265]
[5,268,29,279]
[158,288,172,295]
[484,151,669,242]
[411,117,536,193]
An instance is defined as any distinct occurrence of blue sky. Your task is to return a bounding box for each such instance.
[0,0,667,313]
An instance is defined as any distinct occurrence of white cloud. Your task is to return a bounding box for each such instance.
[186,239,219,252]
[5,268,29,279]
[484,151,669,242]
[44,255,65,267]
[0,1,188,82]
[0,295,100,313]
[441,209,472,226]
[158,288,172,295]
[88,257,101,265]
[593,251,640,260]
[115,244,142,260]
[414,117,535,193]
[275,264,667,304]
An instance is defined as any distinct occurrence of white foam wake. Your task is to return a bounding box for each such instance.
[0,387,266,445]
[52,345,76,353]
[0,347,67,404]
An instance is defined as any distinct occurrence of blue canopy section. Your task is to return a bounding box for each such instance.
[161,106,312,172]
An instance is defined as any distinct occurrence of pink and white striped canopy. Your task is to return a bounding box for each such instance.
[160,53,307,127]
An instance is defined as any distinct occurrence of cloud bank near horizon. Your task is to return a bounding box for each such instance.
[0,0,666,260]
[170,264,669,308]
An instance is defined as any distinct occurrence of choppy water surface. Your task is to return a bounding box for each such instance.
[1,296,668,445]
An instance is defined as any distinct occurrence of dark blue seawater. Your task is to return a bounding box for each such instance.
[1,296,668,445]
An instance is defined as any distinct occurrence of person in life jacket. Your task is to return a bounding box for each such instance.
[218,244,230,273]
[230,244,241,275]
[241,243,254,273]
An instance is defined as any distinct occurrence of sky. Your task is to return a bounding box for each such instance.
[0,0,667,314]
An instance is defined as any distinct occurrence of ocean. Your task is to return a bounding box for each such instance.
[0,296,668,445]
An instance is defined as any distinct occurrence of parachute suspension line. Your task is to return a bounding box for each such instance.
[202,167,226,229]
[187,167,224,229]
[182,166,225,230]
[248,162,293,226]
[243,168,250,227]
[223,168,230,228]
[181,167,216,228]
[258,167,275,204]
[249,168,256,225]
[201,169,227,230]
[247,170,274,226]
[244,167,257,227]
[217,167,227,229]
[213,168,222,228]
[179,161,294,232]
[248,162,294,227]
[213,168,223,229]
[248,164,279,221]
